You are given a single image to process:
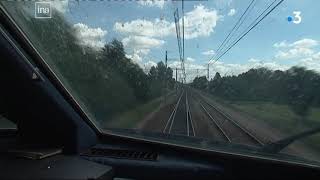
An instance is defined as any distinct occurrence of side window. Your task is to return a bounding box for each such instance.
[0,115,16,129]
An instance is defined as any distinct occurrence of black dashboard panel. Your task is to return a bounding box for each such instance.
[81,144,224,180]
[0,155,113,180]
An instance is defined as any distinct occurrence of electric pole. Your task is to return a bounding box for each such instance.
[165,50,168,68]
[176,68,178,94]
[164,50,168,104]
[207,64,210,93]
[207,64,210,80]
[182,0,185,85]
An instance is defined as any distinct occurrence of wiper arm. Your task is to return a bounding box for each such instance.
[260,126,320,154]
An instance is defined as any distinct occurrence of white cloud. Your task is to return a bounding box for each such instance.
[144,61,158,72]
[274,38,318,59]
[168,58,292,82]
[167,50,320,82]
[270,38,320,72]
[186,57,195,62]
[202,50,215,56]
[312,52,320,60]
[137,0,166,9]
[274,39,318,49]
[298,51,320,72]
[167,38,320,82]
[122,35,165,50]
[114,4,220,70]
[125,52,143,64]
[183,4,220,39]
[275,48,314,59]
[122,36,164,66]
[210,60,289,78]
[114,19,174,38]
[227,8,236,16]
[248,58,260,63]
[73,23,107,50]
[168,61,207,82]
[114,4,220,40]
[125,49,154,65]
[273,41,288,48]
[291,38,318,48]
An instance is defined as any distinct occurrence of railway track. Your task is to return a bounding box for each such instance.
[186,91,196,136]
[162,90,184,134]
[163,90,195,136]
[162,88,262,146]
[196,92,264,146]
[198,100,231,142]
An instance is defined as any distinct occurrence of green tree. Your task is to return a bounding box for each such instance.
[286,67,317,121]
[148,62,175,98]
[192,76,208,90]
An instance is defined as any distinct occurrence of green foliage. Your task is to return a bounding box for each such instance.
[197,67,320,118]
[6,5,175,123]
[286,67,320,118]
[191,76,208,90]
[148,62,175,98]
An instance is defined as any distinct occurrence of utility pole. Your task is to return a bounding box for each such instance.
[164,50,168,104]
[207,64,210,93]
[176,68,178,94]
[165,50,168,69]
[182,0,184,64]
[207,64,210,80]
[182,0,185,85]
[176,68,178,82]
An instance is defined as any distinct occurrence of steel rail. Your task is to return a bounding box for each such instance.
[202,98,264,145]
[163,90,184,133]
[199,101,231,142]
[186,91,195,136]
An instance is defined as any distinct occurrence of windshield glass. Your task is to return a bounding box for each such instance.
[1,0,320,165]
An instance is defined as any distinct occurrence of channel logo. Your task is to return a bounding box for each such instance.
[35,2,51,19]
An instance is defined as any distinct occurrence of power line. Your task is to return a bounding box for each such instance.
[210,0,256,63]
[174,8,182,62]
[238,0,279,40]
[216,0,258,59]
[182,0,186,83]
[215,0,284,61]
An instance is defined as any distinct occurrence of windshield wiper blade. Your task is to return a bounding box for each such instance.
[260,126,320,154]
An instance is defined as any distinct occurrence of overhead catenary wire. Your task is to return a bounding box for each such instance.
[174,9,182,62]
[215,0,284,61]
[210,0,256,63]
[215,0,258,59]
[173,0,186,84]
[236,0,279,45]
[182,0,186,83]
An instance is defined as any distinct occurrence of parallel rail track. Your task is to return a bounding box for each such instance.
[199,100,231,142]
[186,91,195,136]
[163,90,196,136]
[197,92,264,146]
[163,88,263,146]
[163,91,184,134]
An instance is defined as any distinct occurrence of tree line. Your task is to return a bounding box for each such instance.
[11,6,175,122]
[192,67,320,120]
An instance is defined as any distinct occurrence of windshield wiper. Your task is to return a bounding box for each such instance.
[261,126,320,153]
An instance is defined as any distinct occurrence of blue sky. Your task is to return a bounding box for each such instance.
[51,0,320,81]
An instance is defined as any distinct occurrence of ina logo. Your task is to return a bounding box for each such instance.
[35,2,51,19]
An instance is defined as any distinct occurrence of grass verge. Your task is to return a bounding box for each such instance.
[106,91,178,129]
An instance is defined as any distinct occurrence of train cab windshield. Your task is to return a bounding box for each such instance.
[1,0,320,168]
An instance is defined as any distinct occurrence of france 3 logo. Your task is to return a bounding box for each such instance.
[287,11,302,24]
